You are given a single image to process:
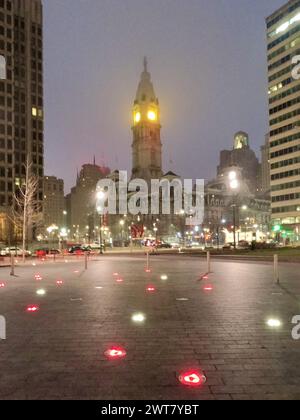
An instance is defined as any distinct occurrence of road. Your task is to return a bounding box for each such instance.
[0,255,300,400]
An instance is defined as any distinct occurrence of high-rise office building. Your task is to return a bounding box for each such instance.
[267,0,300,242]
[0,0,43,242]
[217,131,261,194]
[66,163,110,241]
[43,176,65,230]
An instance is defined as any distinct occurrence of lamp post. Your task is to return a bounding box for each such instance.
[229,171,239,250]
[96,190,106,255]
[119,219,125,247]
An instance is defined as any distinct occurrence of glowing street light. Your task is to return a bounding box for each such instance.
[229,170,237,181]
[96,191,105,201]
[230,179,239,190]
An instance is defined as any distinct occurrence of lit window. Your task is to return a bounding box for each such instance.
[32,107,37,117]
[268,12,300,39]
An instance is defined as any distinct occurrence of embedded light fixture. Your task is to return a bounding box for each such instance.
[132,313,146,323]
[267,319,282,328]
[203,285,213,292]
[26,305,39,313]
[178,371,206,387]
[36,289,46,296]
[104,347,127,359]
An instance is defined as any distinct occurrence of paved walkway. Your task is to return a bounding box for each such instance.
[0,256,299,400]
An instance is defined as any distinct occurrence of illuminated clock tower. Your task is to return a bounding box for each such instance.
[132,58,163,181]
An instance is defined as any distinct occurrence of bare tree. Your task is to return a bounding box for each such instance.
[10,158,42,262]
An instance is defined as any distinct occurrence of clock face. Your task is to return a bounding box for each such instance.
[134,112,141,123]
[147,110,156,121]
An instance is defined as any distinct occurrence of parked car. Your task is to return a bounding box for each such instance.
[223,243,234,251]
[156,242,172,249]
[68,245,91,254]
[1,247,31,257]
[238,240,250,249]
[48,249,61,255]
[35,248,61,257]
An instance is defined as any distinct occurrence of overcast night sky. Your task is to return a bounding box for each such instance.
[43,0,285,192]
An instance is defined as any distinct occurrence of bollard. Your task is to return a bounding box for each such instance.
[85,252,88,270]
[146,251,149,271]
[207,251,211,273]
[10,254,15,276]
[274,254,279,284]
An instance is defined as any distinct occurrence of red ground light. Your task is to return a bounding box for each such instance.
[178,371,206,387]
[56,280,63,286]
[146,285,156,293]
[0,282,5,288]
[26,305,39,313]
[116,278,124,283]
[104,347,127,359]
[113,273,119,277]
[203,284,214,292]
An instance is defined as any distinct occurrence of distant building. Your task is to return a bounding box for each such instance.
[217,132,261,194]
[205,166,271,245]
[43,176,65,229]
[66,163,110,241]
[0,0,44,243]
[267,0,300,243]
[204,132,271,245]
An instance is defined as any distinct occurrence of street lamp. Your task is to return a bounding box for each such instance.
[96,190,107,255]
[119,219,125,247]
[229,172,239,250]
[47,225,59,249]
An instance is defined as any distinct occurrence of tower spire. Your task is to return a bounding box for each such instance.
[143,56,148,73]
